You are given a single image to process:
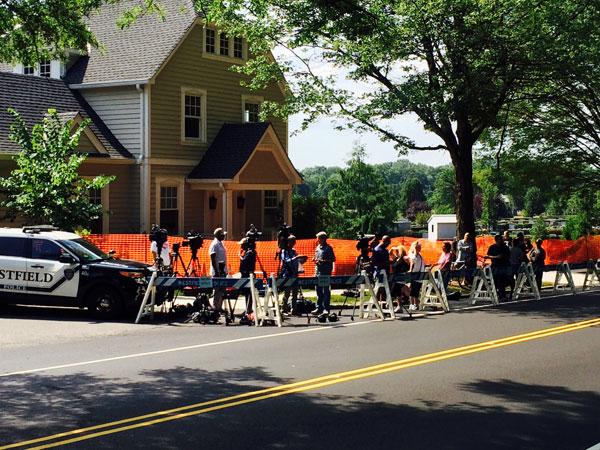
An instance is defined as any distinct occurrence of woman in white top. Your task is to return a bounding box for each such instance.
[408,240,426,311]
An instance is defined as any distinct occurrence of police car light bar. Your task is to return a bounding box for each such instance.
[22,225,61,234]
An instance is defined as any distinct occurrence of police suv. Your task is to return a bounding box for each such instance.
[0,226,151,318]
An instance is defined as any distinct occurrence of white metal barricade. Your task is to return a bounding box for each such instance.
[513,263,541,300]
[583,259,600,291]
[357,270,395,320]
[419,269,450,312]
[469,266,499,306]
[254,274,283,327]
[135,270,158,324]
[553,261,576,295]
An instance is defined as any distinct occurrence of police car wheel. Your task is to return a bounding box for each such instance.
[88,286,123,319]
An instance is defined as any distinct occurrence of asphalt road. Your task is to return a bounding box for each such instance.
[1,291,599,450]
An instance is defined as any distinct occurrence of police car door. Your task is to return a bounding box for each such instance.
[0,236,28,295]
[26,238,79,299]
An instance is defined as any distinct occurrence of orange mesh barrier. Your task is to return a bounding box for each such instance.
[84,234,600,276]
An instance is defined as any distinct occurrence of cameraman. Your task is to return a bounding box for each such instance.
[238,237,256,316]
[280,235,307,314]
[312,231,336,315]
[150,235,170,268]
[209,227,228,312]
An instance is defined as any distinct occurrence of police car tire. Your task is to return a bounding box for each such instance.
[87,285,124,319]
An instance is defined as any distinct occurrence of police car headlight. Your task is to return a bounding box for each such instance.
[119,271,145,279]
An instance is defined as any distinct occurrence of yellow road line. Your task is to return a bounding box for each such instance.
[3,317,599,450]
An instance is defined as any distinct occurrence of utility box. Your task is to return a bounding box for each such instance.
[427,214,457,241]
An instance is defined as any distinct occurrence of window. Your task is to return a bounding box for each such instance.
[31,239,64,261]
[244,102,260,123]
[233,37,243,58]
[219,33,229,56]
[23,65,34,75]
[160,186,179,234]
[89,188,103,234]
[0,237,27,258]
[264,190,278,209]
[183,93,202,140]
[39,60,51,77]
[205,29,216,54]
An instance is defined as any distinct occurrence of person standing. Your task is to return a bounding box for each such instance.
[456,232,475,284]
[407,240,426,311]
[485,234,511,300]
[312,231,336,315]
[435,241,453,290]
[280,235,307,314]
[209,227,228,312]
[150,237,170,268]
[371,235,391,304]
[528,239,546,291]
[238,237,256,317]
[510,237,524,284]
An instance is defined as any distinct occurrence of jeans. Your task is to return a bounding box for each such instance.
[316,285,331,312]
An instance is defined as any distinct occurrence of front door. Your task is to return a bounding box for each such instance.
[27,238,79,299]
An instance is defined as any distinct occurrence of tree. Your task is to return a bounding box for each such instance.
[0,0,162,65]
[198,0,587,239]
[523,187,545,217]
[292,193,326,238]
[428,167,455,214]
[325,146,396,238]
[398,177,425,214]
[0,109,114,231]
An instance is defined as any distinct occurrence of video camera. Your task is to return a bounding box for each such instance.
[182,230,205,258]
[242,224,262,251]
[149,224,168,250]
[356,233,375,252]
[277,223,293,250]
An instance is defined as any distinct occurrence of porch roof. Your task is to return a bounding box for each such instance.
[187,122,302,184]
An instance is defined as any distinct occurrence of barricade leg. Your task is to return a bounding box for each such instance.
[469,267,499,306]
[553,262,577,295]
[583,260,600,291]
[135,271,157,324]
[357,273,386,320]
[419,269,449,312]
[513,263,540,301]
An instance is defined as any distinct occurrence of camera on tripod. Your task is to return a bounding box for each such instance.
[356,233,375,252]
[149,224,168,250]
[181,231,204,257]
[277,223,293,250]
[243,224,262,250]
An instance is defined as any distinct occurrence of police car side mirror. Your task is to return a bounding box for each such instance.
[59,254,78,264]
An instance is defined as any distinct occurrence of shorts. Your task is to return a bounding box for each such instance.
[410,281,422,297]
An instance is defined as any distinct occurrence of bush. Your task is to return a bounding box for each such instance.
[530,216,548,240]
[562,213,592,240]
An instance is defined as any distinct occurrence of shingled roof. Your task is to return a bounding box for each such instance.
[65,0,197,85]
[0,72,132,159]
[188,122,273,180]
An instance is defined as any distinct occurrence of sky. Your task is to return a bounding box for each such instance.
[287,112,451,170]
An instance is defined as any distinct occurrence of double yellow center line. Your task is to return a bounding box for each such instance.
[3,317,599,450]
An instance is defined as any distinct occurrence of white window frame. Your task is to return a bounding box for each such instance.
[205,28,216,54]
[181,87,207,144]
[241,95,263,123]
[203,26,247,63]
[155,177,185,236]
[85,180,110,234]
[39,59,51,77]
[23,65,34,75]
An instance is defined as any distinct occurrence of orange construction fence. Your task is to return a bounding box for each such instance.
[85,234,600,276]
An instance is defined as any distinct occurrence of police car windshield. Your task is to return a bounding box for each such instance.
[59,239,108,262]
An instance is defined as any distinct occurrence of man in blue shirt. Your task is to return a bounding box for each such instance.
[312,231,336,314]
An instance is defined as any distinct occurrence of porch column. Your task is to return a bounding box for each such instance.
[285,188,293,226]
[221,189,227,228]
[226,190,234,234]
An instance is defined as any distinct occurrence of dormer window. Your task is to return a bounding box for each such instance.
[219,33,229,56]
[242,95,262,123]
[23,65,34,75]
[39,60,51,77]
[205,29,216,54]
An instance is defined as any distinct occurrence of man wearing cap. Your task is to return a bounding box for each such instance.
[312,231,336,315]
[209,227,228,312]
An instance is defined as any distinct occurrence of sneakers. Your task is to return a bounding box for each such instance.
[408,304,418,311]
[310,308,322,315]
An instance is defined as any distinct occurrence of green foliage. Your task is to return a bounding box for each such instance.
[562,214,592,241]
[473,165,499,230]
[325,146,396,238]
[530,216,548,241]
[414,211,431,228]
[291,194,326,239]
[298,166,341,198]
[0,109,114,231]
[429,167,455,214]
[0,0,163,65]
[398,177,425,214]
[523,186,545,217]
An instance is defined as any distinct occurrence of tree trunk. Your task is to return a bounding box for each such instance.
[450,144,476,239]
